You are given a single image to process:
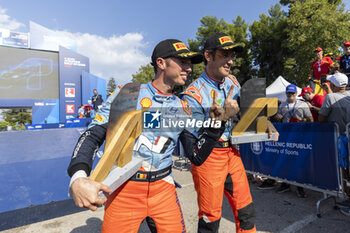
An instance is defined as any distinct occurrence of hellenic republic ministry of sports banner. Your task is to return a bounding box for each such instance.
[240,122,339,191]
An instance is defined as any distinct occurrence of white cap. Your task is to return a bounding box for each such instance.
[327,73,348,87]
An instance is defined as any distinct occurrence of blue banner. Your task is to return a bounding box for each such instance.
[25,119,92,130]
[26,122,66,130]
[0,128,82,213]
[1,99,60,124]
[0,127,104,213]
[240,122,339,191]
[65,118,92,128]
[59,46,89,122]
[32,99,60,124]
[81,70,107,106]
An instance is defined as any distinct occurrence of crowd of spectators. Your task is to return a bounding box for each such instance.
[78,105,95,119]
[257,42,350,216]
[77,89,104,119]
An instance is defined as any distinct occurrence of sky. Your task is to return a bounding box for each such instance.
[0,0,350,84]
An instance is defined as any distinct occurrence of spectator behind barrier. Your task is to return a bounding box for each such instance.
[84,105,95,118]
[319,72,350,134]
[275,84,314,123]
[299,87,325,122]
[319,72,350,216]
[330,62,340,75]
[339,41,350,90]
[309,47,334,91]
[77,105,95,119]
[78,105,85,119]
[272,84,313,197]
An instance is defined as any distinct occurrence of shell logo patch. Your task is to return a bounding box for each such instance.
[173,42,188,51]
[181,100,192,116]
[219,36,233,45]
[140,97,152,108]
[210,89,217,99]
[95,114,104,123]
[211,89,222,104]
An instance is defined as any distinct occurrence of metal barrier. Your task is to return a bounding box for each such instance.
[240,122,347,217]
[344,122,350,191]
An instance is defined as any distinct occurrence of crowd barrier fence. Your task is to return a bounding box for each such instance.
[240,122,347,217]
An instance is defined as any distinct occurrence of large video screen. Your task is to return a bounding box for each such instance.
[0,46,59,99]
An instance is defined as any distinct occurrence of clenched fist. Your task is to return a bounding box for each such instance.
[70,177,112,211]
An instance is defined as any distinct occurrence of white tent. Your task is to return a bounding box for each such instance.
[266,76,302,102]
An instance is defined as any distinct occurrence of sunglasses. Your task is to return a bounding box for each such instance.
[215,51,235,60]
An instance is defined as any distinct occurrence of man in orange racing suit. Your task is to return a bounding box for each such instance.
[67,39,238,233]
[182,33,256,233]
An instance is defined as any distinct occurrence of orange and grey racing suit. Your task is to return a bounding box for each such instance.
[68,81,226,233]
[182,70,256,233]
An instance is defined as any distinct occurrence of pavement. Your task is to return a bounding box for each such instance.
[1,160,350,233]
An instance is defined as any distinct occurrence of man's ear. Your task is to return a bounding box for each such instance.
[204,50,213,62]
[156,57,167,71]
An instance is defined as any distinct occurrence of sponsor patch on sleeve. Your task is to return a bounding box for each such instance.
[184,85,203,105]
[181,100,192,116]
[94,114,104,123]
[227,75,239,87]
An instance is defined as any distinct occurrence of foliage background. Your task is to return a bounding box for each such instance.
[131,0,350,87]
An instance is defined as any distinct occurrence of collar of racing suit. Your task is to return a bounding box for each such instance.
[148,81,177,103]
[203,69,226,90]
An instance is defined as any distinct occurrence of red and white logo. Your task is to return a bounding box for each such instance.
[66,104,75,114]
[65,88,75,97]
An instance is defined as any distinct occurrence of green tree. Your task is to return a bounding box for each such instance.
[280,0,343,7]
[131,64,154,83]
[0,121,10,128]
[188,15,252,83]
[1,108,32,129]
[107,77,117,97]
[287,0,350,85]
[250,4,292,85]
[230,16,253,84]
[188,16,230,52]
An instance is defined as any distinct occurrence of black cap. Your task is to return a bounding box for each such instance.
[151,39,203,66]
[204,33,243,52]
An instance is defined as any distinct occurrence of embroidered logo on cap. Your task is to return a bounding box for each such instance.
[173,42,188,51]
[219,36,233,45]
